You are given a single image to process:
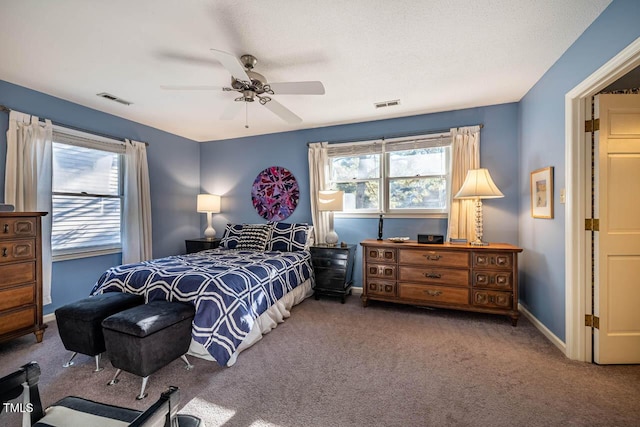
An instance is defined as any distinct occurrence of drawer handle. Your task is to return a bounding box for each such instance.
[2,224,7,234]
[2,247,7,257]
[424,289,443,297]
[424,254,441,261]
[424,273,442,279]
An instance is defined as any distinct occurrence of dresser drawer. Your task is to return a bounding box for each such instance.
[0,285,35,311]
[366,280,397,297]
[473,252,513,269]
[399,283,469,305]
[366,263,397,280]
[399,249,470,268]
[472,290,512,309]
[0,239,36,263]
[0,217,36,239]
[0,306,36,336]
[0,261,36,288]
[365,247,397,263]
[473,271,513,290]
[399,266,469,287]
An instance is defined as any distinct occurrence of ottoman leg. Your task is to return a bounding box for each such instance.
[94,354,104,372]
[181,355,194,371]
[136,376,149,400]
[108,369,122,386]
[63,352,78,368]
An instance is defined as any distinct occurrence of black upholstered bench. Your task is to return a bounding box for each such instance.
[55,292,144,372]
[102,300,196,400]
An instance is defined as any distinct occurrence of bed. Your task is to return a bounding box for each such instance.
[90,222,315,367]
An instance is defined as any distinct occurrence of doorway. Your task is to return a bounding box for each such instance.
[565,37,640,362]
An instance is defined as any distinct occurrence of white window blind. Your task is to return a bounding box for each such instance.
[51,127,124,257]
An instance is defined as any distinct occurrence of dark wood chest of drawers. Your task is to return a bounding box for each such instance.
[310,244,356,303]
[361,239,523,325]
[0,212,47,343]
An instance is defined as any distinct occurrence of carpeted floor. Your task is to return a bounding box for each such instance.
[1,296,639,427]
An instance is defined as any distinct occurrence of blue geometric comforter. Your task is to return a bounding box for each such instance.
[91,249,313,366]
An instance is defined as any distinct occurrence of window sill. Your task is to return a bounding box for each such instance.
[335,212,448,219]
[53,248,122,262]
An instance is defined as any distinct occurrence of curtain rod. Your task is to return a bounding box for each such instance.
[306,124,484,147]
[0,104,149,147]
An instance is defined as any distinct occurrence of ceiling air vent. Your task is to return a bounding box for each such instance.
[374,99,400,109]
[96,92,133,106]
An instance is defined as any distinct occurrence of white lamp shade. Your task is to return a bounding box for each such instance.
[318,190,344,211]
[454,169,504,199]
[197,194,221,213]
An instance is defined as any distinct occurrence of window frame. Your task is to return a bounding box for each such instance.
[51,126,125,261]
[327,132,452,218]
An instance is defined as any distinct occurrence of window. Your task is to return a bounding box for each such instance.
[328,133,451,216]
[51,127,124,259]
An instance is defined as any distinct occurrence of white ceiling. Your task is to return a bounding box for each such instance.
[0,0,612,142]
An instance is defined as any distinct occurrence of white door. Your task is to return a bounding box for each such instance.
[593,93,640,364]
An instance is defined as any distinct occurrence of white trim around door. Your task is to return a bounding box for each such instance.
[565,36,640,362]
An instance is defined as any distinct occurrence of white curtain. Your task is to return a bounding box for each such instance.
[5,111,53,305]
[122,139,152,264]
[308,142,330,244]
[446,126,480,241]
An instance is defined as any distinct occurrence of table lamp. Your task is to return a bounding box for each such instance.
[318,190,344,245]
[454,169,503,246]
[197,194,221,238]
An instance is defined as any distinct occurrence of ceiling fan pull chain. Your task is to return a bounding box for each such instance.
[245,102,249,129]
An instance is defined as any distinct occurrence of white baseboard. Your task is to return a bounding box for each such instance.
[519,303,566,354]
[351,287,363,296]
[43,313,56,324]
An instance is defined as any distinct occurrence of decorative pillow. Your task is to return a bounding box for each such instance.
[219,224,243,249]
[267,222,312,251]
[236,224,272,251]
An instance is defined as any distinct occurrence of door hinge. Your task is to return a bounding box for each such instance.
[585,118,600,133]
[585,314,600,329]
[585,218,600,231]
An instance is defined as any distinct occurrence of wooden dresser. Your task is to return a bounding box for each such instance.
[0,212,47,343]
[360,239,523,325]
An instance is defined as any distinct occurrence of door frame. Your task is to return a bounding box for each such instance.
[565,36,640,362]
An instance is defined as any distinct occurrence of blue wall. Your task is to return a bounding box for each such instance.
[518,0,640,341]
[201,103,520,290]
[0,81,202,314]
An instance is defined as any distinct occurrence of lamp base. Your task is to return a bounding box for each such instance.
[325,230,339,246]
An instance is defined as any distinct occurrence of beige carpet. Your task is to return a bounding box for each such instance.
[1,296,639,426]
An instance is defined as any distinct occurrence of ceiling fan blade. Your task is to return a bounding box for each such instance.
[220,102,243,120]
[262,99,303,124]
[268,81,325,95]
[160,85,224,91]
[210,49,251,82]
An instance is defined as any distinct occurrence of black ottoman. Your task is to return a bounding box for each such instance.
[102,300,196,400]
[55,292,144,372]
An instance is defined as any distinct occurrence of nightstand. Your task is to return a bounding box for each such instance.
[185,237,221,254]
[310,244,356,303]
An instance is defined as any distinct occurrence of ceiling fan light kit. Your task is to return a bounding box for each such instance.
[162,49,324,126]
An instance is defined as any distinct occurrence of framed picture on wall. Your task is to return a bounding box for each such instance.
[530,166,554,218]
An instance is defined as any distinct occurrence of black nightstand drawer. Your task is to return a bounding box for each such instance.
[310,247,350,259]
[311,257,348,269]
[185,238,221,254]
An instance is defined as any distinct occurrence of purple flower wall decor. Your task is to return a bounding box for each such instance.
[251,166,299,221]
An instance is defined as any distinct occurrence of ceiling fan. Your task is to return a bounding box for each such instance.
[161,49,325,126]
